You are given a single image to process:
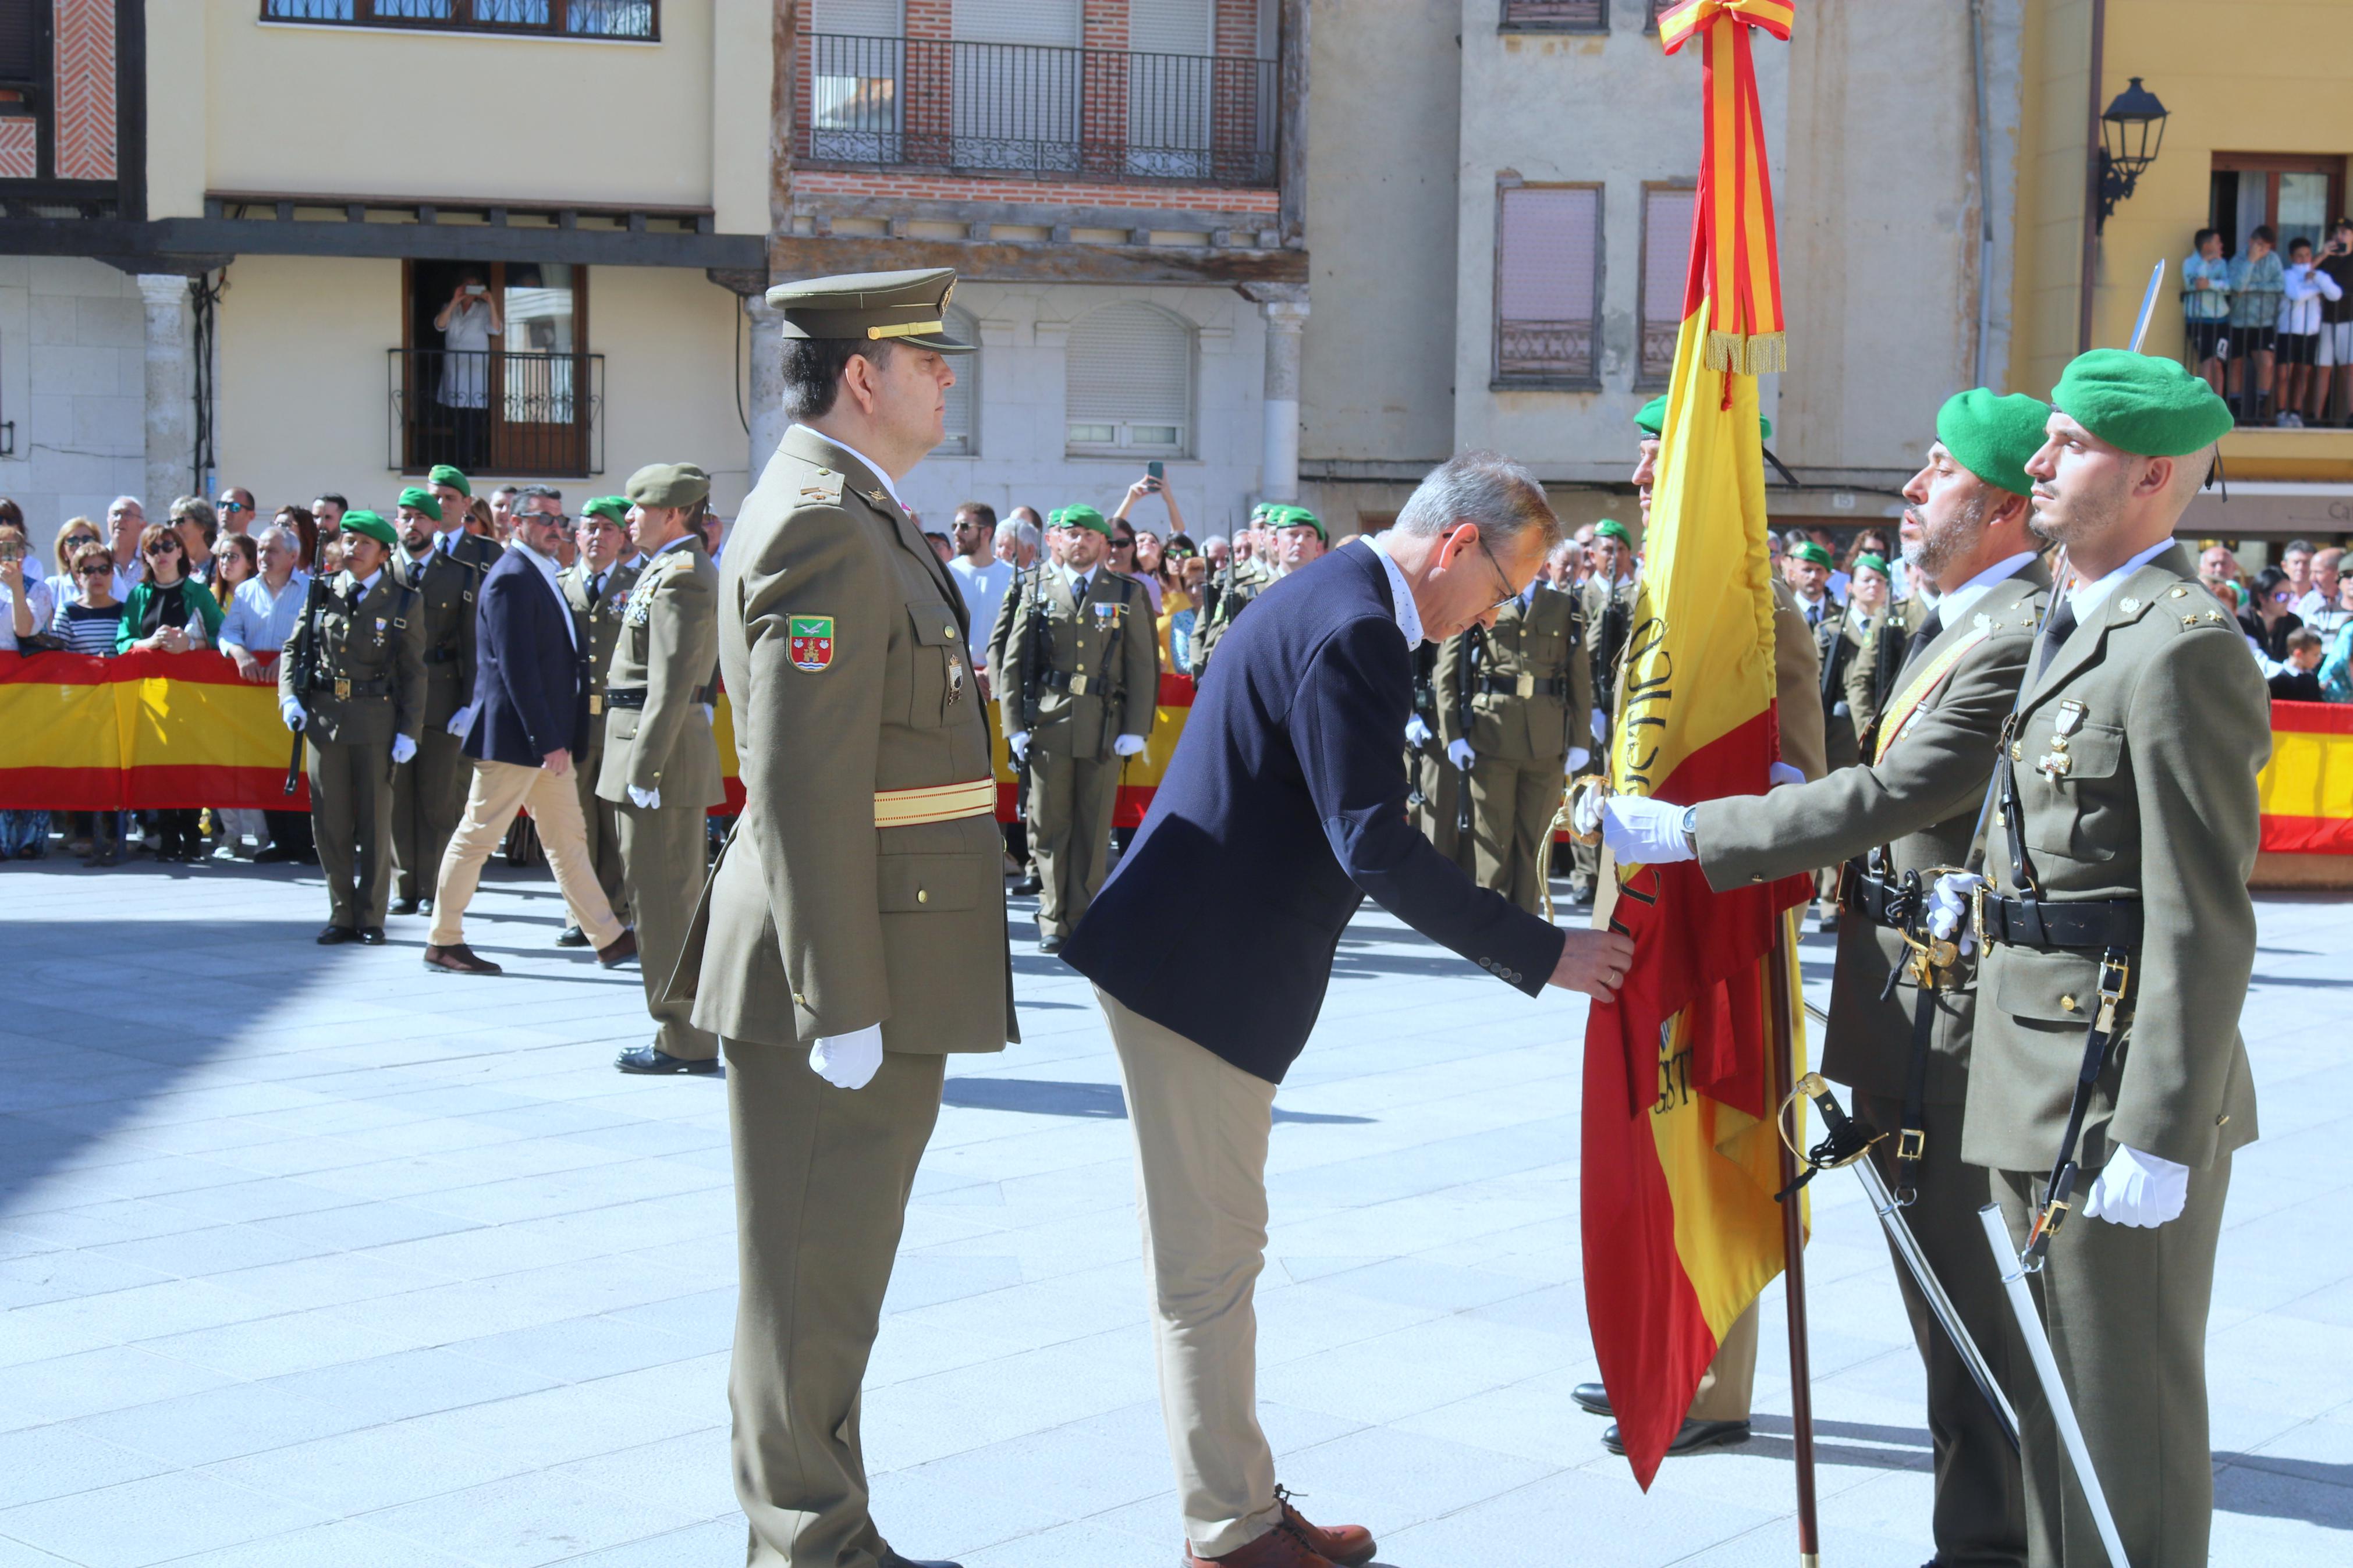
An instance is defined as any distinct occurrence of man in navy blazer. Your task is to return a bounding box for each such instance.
[1062,452,1635,1568]
[423,502,638,976]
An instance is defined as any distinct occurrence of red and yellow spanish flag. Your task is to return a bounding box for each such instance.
[2259,701,2353,852]
[1581,0,1812,1490]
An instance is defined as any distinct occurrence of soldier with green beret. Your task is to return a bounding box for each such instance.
[388,474,501,915]
[672,267,1013,1568]
[598,461,723,1075]
[1187,503,1281,678]
[428,464,471,498]
[999,501,1159,952]
[1570,517,1641,904]
[1267,503,1328,575]
[557,495,645,942]
[278,509,426,944]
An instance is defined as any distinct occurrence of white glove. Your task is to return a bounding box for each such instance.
[1405,715,1432,748]
[1446,738,1475,771]
[700,702,715,725]
[2081,1143,2190,1228]
[279,698,306,733]
[1112,733,1146,758]
[629,784,660,810]
[1571,780,1606,838]
[1590,707,1609,742]
[1769,761,1805,789]
[1009,729,1030,764]
[1602,796,1693,866]
[390,733,418,766]
[445,703,476,738]
[1566,746,1591,773]
[810,1023,885,1090]
[1927,871,1985,957]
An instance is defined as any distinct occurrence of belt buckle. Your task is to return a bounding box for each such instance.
[1896,1128,1926,1162]
[2094,951,2131,1033]
[1069,673,1089,697]
[588,694,603,716]
[333,677,350,700]
[1514,673,1536,698]
[1970,881,1989,952]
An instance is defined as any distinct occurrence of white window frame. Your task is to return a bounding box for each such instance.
[1064,302,1195,460]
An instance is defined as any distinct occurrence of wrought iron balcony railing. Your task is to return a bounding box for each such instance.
[389,349,604,479]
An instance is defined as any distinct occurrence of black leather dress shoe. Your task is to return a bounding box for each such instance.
[357,926,388,945]
[1572,1381,1612,1417]
[316,924,357,945]
[1603,1418,1751,1457]
[251,844,299,864]
[881,1554,963,1568]
[390,898,420,916]
[1038,934,1064,955]
[554,924,588,947]
[615,1046,720,1076]
[1010,873,1042,895]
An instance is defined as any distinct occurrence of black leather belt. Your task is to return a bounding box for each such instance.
[1037,668,1098,694]
[1840,861,1914,927]
[1478,674,1572,699]
[423,647,464,666]
[1979,894,2142,951]
[604,684,714,710]
[310,675,389,698]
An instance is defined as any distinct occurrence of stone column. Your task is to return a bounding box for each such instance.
[1259,297,1309,503]
[137,274,194,510]
[745,292,788,483]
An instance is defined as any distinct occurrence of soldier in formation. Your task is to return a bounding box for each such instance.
[558,495,643,944]
[388,465,500,913]
[1187,502,1279,678]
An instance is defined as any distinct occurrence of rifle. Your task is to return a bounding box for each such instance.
[1095,578,1133,764]
[1456,628,1481,842]
[282,573,328,796]
[1016,566,1046,817]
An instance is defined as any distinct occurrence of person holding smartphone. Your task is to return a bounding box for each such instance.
[2311,219,2353,426]
[433,271,503,469]
[1111,466,1187,614]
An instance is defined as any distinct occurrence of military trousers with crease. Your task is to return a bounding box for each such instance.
[725,1039,945,1568]
[392,724,469,902]
[1023,746,1121,940]
[1993,1154,2230,1568]
[307,735,393,929]
[429,760,624,951]
[1098,987,1286,1559]
[1466,751,1569,915]
[574,728,630,923]
[616,798,717,1060]
[1852,1089,2027,1568]
[1411,746,1472,870]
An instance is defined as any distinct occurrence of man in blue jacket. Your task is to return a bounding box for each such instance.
[423,497,638,976]
[1062,451,1635,1568]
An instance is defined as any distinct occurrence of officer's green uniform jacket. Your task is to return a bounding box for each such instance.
[996,564,1159,758]
[1816,604,1869,770]
[1581,574,1639,717]
[392,531,501,726]
[683,425,1014,1054]
[561,556,644,738]
[1964,545,2265,1175]
[1694,561,2050,1103]
[1187,554,1275,678]
[595,541,722,811]
[276,568,426,747]
[1433,585,1594,763]
[1846,597,1921,752]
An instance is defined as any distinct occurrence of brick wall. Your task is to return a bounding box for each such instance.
[53,0,117,183]
[904,0,950,40]
[798,168,1280,214]
[1213,0,1259,59]
[1083,0,1130,51]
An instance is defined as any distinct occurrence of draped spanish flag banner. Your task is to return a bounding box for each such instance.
[2258,701,2353,853]
[1581,0,1813,1491]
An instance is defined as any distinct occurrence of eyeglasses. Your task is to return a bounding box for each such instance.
[1475,536,1520,610]
[62,535,98,550]
[145,542,181,556]
[1112,536,1137,549]
[78,564,113,578]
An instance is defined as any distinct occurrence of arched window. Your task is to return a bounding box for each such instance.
[939,304,979,456]
[1066,302,1193,457]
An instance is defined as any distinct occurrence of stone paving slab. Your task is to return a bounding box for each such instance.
[0,855,2347,1565]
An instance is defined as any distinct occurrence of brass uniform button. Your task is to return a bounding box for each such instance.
[917,889,929,904]
[943,624,956,639]
[2060,995,2078,1012]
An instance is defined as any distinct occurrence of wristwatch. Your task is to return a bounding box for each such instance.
[1681,805,1699,852]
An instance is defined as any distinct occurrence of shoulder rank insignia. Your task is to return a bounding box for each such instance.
[799,467,843,504]
[789,615,836,672]
[865,488,892,510]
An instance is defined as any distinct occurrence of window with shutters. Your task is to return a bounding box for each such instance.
[1638,183,1695,386]
[939,304,979,457]
[1065,302,1193,458]
[1493,182,1602,388]
[1500,0,1606,33]
[258,2,659,40]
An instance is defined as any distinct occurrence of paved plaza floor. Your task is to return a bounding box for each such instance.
[0,854,2348,1567]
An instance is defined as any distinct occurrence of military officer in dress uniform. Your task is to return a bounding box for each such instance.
[600,463,723,1076]
[999,503,1159,954]
[672,266,1014,1568]
[278,510,425,945]
[1433,571,1593,913]
[1405,639,1468,866]
[1187,503,1278,678]
[1602,388,2055,1563]
[557,495,642,944]
[389,466,501,913]
[1846,561,1922,755]
[1815,577,1869,773]
[1571,518,1639,904]
[1935,351,2263,1568]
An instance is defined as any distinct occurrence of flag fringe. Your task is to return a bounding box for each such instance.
[1702,330,1788,376]
[1743,332,1787,375]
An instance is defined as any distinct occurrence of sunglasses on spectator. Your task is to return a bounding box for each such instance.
[145,541,182,556]
[78,564,112,577]
[1112,535,1137,549]
[63,534,99,549]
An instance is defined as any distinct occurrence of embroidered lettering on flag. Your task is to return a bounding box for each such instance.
[789,616,836,672]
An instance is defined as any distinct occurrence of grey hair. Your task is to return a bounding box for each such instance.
[1201,534,1229,552]
[993,519,1023,543]
[1010,520,1042,548]
[1393,451,1561,556]
[257,522,299,553]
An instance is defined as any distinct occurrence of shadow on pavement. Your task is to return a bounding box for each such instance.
[943,1076,1372,1125]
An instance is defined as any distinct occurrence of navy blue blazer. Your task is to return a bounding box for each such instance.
[464,547,587,767]
[1063,541,1568,1083]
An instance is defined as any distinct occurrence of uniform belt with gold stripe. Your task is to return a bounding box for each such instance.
[874,778,997,829]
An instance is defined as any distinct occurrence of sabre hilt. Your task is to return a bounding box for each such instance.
[1773,1072,1883,1204]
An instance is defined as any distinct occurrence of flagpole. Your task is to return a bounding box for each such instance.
[1766,909,1821,1566]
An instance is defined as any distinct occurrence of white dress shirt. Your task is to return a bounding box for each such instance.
[2065,538,2175,620]
[513,540,576,650]
[1932,549,2039,628]
[1357,533,1425,650]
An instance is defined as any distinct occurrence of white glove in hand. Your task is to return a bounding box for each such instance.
[1927,871,1985,957]
[1768,761,1805,789]
[810,1023,885,1090]
[1570,780,1606,838]
[1566,746,1591,773]
[1590,707,1609,743]
[1404,715,1432,748]
[1008,730,1030,765]
[1112,733,1146,758]
[279,698,306,733]
[2082,1143,2190,1228]
[390,733,418,766]
[629,784,661,810]
[445,703,475,738]
[1602,797,1693,866]
[1446,738,1475,771]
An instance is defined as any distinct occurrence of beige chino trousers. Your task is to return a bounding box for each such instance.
[430,758,625,951]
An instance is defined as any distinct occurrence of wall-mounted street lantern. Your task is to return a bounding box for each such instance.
[2097,76,2169,232]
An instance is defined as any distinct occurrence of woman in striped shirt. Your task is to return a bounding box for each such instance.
[50,541,127,655]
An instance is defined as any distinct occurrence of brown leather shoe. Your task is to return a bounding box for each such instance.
[1274,1487,1375,1567]
[1184,1524,1335,1568]
[423,943,503,976]
[595,928,638,968]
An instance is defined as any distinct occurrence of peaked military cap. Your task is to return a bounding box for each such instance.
[396,486,442,522]
[427,464,471,496]
[340,510,398,548]
[625,463,711,510]
[765,268,975,354]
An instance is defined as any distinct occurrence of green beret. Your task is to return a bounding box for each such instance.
[1052,504,1112,539]
[1852,552,1891,578]
[1593,518,1632,545]
[1936,387,2051,498]
[2050,349,2233,458]
[396,486,442,523]
[1792,541,1834,568]
[581,496,630,525]
[1250,503,1276,525]
[340,510,397,549]
[427,465,471,497]
[624,462,711,510]
[1634,394,1772,442]
[1273,506,1326,542]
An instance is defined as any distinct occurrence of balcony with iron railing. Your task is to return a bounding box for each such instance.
[797,34,1280,189]
[389,348,604,479]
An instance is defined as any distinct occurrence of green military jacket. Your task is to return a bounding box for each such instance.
[1963,544,2266,1175]
[1433,584,1595,763]
[1846,596,1921,752]
[1695,561,2051,1103]
[997,564,1159,760]
[1816,603,1869,771]
[680,424,1013,1055]
[391,531,501,727]
[595,540,722,811]
[560,554,643,751]
[1187,553,1275,678]
[276,567,427,748]
[1581,574,1639,716]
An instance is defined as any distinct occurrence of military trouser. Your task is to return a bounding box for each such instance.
[1685,1299,1758,1423]
[1410,746,1472,870]
[574,730,630,923]
[1854,1089,2027,1568]
[392,725,469,902]
[1024,746,1121,941]
[1993,1155,2230,1568]
[1465,752,1568,915]
[308,735,394,929]
[617,798,718,1061]
[726,1040,945,1568]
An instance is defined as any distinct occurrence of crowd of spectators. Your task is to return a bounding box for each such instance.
[2184,218,2353,427]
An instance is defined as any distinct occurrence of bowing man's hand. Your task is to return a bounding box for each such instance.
[1549,927,1636,1002]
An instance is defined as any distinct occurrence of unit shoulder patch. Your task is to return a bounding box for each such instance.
[789,615,837,671]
